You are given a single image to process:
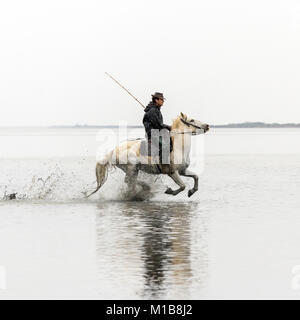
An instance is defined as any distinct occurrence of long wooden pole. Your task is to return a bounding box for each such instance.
[105,72,145,109]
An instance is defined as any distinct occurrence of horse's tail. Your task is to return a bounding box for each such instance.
[86,151,113,198]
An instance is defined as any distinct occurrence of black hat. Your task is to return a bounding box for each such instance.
[152,92,166,100]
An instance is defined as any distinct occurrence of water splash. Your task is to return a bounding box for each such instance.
[0,159,162,202]
[0,158,195,202]
[0,159,93,201]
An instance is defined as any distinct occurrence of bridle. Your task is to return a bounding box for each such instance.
[180,118,204,130]
[171,118,205,135]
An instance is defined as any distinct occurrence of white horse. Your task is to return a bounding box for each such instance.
[87,113,209,198]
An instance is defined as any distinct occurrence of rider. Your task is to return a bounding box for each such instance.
[143,92,172,164]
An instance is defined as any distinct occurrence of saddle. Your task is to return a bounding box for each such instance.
[140,139,172,162]
[140,139,158,157]
[139,139,175,174]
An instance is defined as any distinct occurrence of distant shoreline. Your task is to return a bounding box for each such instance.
[211,122,300,128]
[50,122,300,129]
[1,122,300,129]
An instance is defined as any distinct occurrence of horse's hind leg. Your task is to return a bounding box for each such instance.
[138,181,151,191]
[124,165,139,192]
[165,171,186,196]
[125,170,150,191]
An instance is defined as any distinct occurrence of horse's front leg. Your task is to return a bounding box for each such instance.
[180,169,198,198]
[165,171,186,196]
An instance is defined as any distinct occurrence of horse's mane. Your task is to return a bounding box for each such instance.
[171,114,186,130]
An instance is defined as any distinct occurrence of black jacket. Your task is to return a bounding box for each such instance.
[143,102,171,140]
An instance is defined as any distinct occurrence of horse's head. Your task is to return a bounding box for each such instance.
[172,112,210,135]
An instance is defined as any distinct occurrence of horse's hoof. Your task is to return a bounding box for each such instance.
[165,188,173,195]
[188,190,194,198]
[8,193,17,200]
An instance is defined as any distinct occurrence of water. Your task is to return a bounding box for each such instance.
[0,128,300,299]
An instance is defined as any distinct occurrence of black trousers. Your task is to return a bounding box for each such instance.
[147,136,173,164]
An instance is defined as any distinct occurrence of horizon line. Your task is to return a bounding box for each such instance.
[1,121,300,129]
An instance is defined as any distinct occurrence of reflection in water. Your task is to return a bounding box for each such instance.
[136,202,194,299]
[96,201,209,299]
[139,206,171,296]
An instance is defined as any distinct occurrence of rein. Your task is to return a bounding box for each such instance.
[180,118,204,130]
[171,118,205,135]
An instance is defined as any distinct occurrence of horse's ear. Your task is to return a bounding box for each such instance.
[180,113,187,120]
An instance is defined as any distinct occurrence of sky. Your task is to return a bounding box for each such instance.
[0,0,300,126]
